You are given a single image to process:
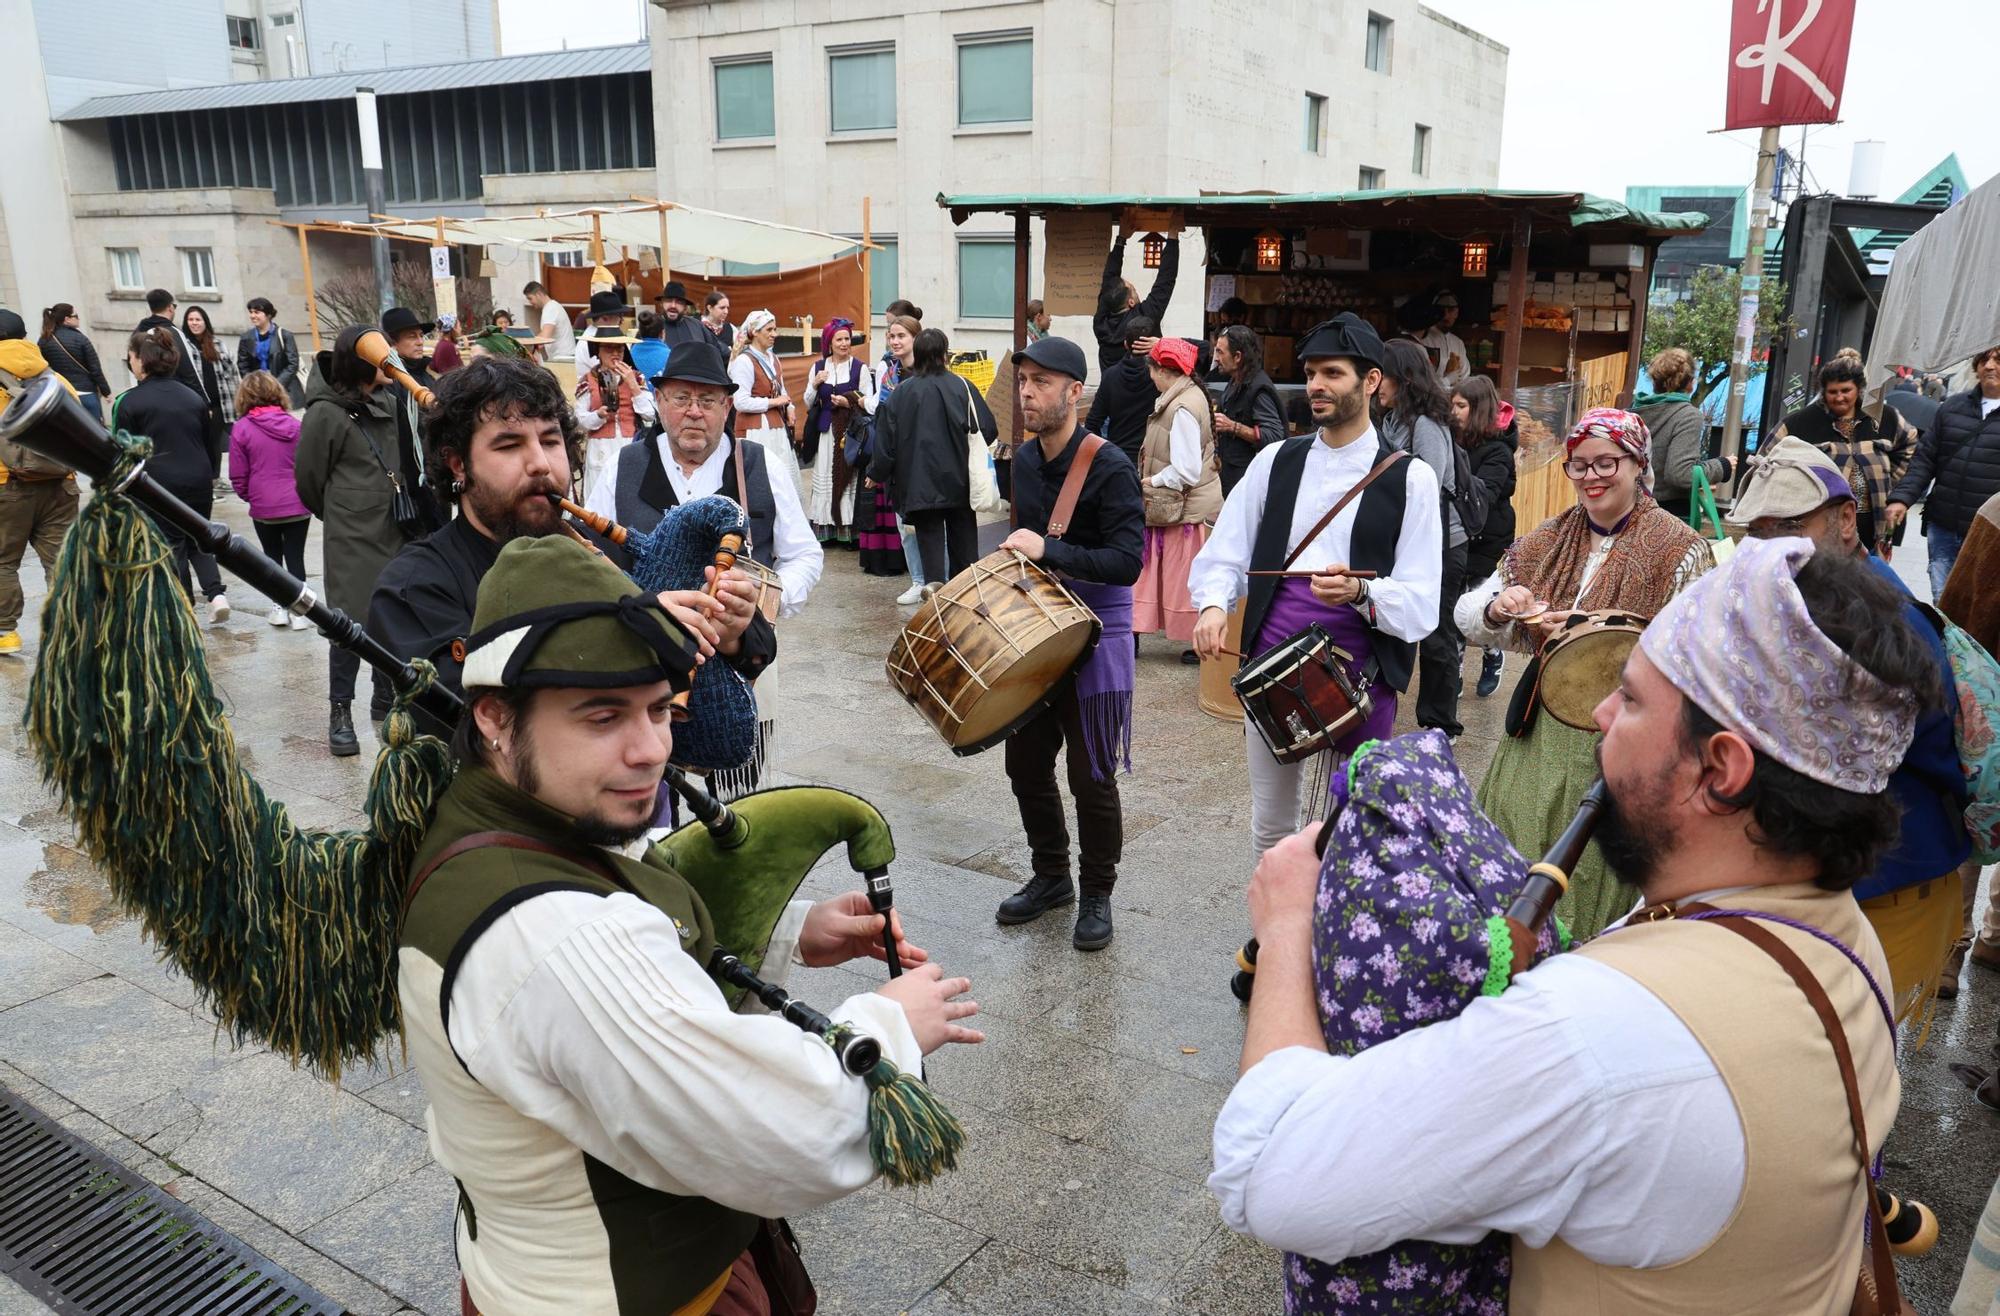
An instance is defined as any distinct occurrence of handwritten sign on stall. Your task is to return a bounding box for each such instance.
[1043,211,1115,316]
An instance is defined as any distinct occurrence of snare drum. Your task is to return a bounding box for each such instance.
[1232,625,1371,764]
[740,556,783,623]
[886,551,1102,754]
[1535,610,1646,730]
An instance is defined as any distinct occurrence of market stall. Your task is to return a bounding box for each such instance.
[940,190,1708,523]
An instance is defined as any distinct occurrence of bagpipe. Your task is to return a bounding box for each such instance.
[0,372,960,1185]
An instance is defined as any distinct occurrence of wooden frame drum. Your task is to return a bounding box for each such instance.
[1536,610,1646,730]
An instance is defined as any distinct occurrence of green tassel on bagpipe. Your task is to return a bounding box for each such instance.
[21,434,454,1082]
[826,1025,965,1187]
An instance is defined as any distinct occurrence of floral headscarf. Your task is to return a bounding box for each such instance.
[741,309,777,336]
[1147,337,1198,375]
[1568,406,1652,487]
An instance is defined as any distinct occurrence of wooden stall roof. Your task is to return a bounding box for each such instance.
[939,189,1712,241]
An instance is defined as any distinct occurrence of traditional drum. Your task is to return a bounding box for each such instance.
[1232,624,1370,764]
[740,556,783,623]
[1197,601,1247,723]
[1534,610,1646,729]
[887,550,1102,755]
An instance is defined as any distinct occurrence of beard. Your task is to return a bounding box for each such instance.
[462,463,563,544]
[1022,395,1074,438]
[511,731,658,848]
[1313,386,1366,430]
[1594,767,1681,890]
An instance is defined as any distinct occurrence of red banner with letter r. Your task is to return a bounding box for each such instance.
[1725,0,1855,130]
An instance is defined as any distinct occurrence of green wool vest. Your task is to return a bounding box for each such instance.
[399,768,759,1314]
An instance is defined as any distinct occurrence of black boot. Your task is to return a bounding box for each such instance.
[1073,894,1113,950]
[996,872,1075,925]
[328,701,359,758]
[1475,648,1505,698]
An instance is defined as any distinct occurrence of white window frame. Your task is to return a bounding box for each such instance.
[957,236,1015,321]
[955,30,1034,128]
[1365,13,1393,74]
[226,15,260,50]
[1304,93,1328,156]
[1358,166,1386,191]
[828,42,897,135]
[713,54,776,143]
[1413,124,1432,177]
[109,248,144,291]
[179,247,218,294]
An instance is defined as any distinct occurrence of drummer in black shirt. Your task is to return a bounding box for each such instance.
[994,336,1144,950]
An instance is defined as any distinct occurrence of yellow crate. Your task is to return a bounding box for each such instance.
[948,353,997,394]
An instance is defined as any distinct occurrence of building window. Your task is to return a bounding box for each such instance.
[1412,124,1431,176]
[546,249,588,268]
[1304,93,1327,155]
[714,56,775,141]
[1365,13,1392,73]
[957,33,1032,126]
[958,238,1014,319]
[721,260,780,276]
[109,248,144,290]
[226,16,260,50]
[1358,166,1385,191]
[180,247,217,293]
[830,45,896,133]
[871,239,900,316]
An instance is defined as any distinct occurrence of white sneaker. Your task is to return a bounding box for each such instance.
[895,583,926,606]
[289,613,312,631]
[208,595,231,624]
[266,605,289,628]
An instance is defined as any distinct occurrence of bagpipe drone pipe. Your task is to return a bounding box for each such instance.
[0,372,962,1184]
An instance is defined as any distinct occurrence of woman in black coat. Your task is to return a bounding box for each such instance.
[873,327,997,588]
[1451,376,1517,698]
[116,326,230,620]
[37,303,112,422]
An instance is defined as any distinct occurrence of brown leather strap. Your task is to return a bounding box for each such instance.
[1045,433,1105,541]
[732,435,754,556]
[1280,449,1409,571]
[399,828,631,929]
[1688,910,1905,1313]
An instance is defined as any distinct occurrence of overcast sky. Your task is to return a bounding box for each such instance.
[498,0,1992,205]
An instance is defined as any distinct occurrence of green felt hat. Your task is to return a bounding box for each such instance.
[467,326,527,359]
[461,535,698,693]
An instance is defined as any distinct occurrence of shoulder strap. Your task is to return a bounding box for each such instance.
[1693,912,1906,1314]
[1280,449,1409,571]
[45,332,88,378]
[400,828,629,929]
[1046,433,1106,541]
[312,396,404,490]
[731,436,754,554]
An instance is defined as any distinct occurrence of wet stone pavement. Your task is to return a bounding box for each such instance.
[0,494,1996,1315]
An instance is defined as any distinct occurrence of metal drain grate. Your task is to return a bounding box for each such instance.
[0,1084,342,1315]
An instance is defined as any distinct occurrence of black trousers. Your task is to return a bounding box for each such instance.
[252,518,309,578]
[908,507,978,585]
[1004,683,1122,895]
[1415,540,1468,737]
[154,482,225,602]
[328,645,391,717]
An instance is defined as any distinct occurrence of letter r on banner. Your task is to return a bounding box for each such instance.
[1723,0,1855,131]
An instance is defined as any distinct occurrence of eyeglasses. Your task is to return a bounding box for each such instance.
[663,392,728,413]
[1562,454,1634,480]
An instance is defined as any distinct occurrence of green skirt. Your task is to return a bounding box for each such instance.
[1476,716,1639,941]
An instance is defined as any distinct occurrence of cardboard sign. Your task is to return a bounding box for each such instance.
[1123,206,1183,236]
[1043,211,1114,317]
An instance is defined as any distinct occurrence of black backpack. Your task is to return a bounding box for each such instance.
[1447,441,1490,540]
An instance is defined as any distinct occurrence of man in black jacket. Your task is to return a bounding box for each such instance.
[135,289,205,398]
[1884,345,2000,597]
[993,336,1144,950]
[653,282,710,349]
[1093,230,1178,371]
[1084,315,1161,465]
[1212,325,1285,496]
[369,356,763,740]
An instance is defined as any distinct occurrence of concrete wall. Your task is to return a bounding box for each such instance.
[649,0,1506,365]
[30,0,234,117]
[300,0,495,74]
[0,0,83,325]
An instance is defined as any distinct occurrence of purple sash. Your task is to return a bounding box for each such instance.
[1065,578,1134,782]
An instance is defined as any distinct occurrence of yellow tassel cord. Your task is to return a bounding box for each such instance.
[22,435,454,1081]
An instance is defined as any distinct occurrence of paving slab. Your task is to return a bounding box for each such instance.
[0,975,254,1112]
[303,1162,463,1316]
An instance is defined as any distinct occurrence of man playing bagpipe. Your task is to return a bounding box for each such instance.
[401,534,983,1315]
[1211,536,1927,1313]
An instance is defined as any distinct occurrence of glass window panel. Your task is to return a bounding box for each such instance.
[957,38,1031,125]
[1358,165,1385,190]
[958,239,1014,319]
[606,76,633,169]
[1304,94,1325,154]
[1365,14,1391,72]
[870,240,899,315]
[1412,124,1431,176]
[110,248,143,289]
[721,260,780,276]
[714,59,774,140]
[180,247,216,292]
[830,48,896,132]
[634,74,656,165]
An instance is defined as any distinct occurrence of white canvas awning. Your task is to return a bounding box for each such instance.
[1867,171,2000,396]
[359,202,871,270]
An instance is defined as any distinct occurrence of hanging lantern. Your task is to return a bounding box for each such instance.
[1141,232,1166,269]
[1254,230,1285,272]
[1461,240,1492,279]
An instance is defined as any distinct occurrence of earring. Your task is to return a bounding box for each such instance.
[491,739,500,751]
[451,478,466,495]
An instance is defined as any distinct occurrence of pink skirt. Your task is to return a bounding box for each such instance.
[1134,522,1208,641]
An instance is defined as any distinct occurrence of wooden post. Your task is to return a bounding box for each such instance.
[1012,208,1030,450]
[1619,243,1656,407]
[860,195,873,350]
[431,215,458,327]
[657,203,671,291]
[1498,213,1532,402]
[296,224,322,355]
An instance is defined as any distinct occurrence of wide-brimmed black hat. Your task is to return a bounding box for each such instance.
[587,290,631,318]
[660,281,691,304]
[653,339,732,389]
[381,306,434,337]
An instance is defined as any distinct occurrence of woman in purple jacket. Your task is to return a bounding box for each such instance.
[228,370,313,630]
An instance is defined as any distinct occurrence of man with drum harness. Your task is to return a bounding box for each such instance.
[1211,537,1927,1314]
[990,334,1144,951]
[592,339,822,621]
[400,533,982,1315]
[1189,313,1442,860]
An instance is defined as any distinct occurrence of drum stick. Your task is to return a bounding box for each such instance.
[1245,569,1378,579]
